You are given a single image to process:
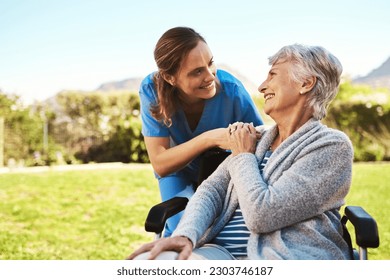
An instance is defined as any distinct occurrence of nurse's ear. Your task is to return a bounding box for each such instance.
[161,72,176,86]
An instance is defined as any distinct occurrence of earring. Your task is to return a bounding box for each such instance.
[299,91,304,95]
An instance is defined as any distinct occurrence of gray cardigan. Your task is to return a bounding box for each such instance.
[172,118,354,259]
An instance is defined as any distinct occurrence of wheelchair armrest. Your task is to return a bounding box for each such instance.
[144,197,189,234]
[343,206,380,248]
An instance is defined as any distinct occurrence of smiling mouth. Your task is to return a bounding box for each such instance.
[200,82,214,90]
[264,93,275,101]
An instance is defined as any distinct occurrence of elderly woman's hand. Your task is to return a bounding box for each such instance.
[126,236,193,260]
[228,122,258,156]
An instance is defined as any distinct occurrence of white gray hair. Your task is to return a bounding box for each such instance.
[268,44,343,120]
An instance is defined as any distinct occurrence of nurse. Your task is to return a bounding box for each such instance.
[139,26,263,236]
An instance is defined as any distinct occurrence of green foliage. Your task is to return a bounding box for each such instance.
[2,80,390,165]
[79,118,148,163]
[336,81,374,101]
[324,81,390,161]
[54,90,148,163]
[0,93,59,166]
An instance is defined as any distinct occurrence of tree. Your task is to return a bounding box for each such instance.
[52,90,147,163]
[0,93,53,166]
[324,81,390,161]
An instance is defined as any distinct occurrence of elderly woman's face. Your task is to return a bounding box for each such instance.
[258,61,303,118]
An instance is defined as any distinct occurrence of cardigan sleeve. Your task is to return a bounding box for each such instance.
[227,130,354,234]
[171,156,233,247]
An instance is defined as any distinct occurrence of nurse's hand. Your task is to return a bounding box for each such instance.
[228,122,257,156]
[204,127,230,150]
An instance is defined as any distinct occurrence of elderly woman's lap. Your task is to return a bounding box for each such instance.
[133,244,236,260]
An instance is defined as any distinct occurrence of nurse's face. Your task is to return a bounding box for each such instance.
[173,41,217,104]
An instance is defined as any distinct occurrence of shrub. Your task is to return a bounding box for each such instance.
[324,82,390,161]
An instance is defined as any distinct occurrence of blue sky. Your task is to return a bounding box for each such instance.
[1,0,389,103]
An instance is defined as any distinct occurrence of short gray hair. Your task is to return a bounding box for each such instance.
[268,44,343,120]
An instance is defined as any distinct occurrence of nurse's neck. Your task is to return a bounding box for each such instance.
[179,95,204,113]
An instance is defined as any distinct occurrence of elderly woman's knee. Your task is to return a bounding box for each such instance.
[132,251,179,260]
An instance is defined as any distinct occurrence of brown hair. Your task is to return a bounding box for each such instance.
[151,27,206,127]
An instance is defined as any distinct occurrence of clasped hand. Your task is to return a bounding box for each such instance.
[228,122,258,156]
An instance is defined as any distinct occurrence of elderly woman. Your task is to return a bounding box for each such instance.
[128,44,354,260]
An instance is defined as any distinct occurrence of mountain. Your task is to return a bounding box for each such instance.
[95,64,259,95]
[353,57,390,89]
[96,77,143,92]
[217,64,259,95]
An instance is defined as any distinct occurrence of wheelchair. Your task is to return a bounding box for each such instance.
[144,149,380,260]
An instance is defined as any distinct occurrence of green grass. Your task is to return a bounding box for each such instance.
[0,162,389,260]
[343,162,390,260]
[0,166,160,259]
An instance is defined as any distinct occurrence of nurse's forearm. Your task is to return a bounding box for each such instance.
[152,133,216,177]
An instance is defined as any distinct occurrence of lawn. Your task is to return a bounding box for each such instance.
[0,162,388,260]
[344,162,390,260]
[0,166,160,260]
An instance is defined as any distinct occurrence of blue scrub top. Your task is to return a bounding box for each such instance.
[139,69,263,181]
